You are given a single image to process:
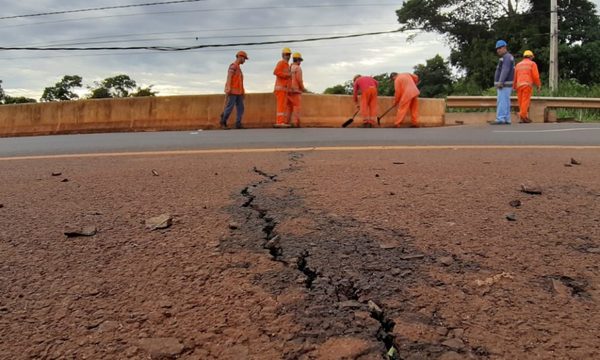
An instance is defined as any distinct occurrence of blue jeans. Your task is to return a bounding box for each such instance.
[496,87,512,123]
[221,95,245,128]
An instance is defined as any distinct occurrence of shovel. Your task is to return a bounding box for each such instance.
[342,110,360,128]
[377,104,396,126]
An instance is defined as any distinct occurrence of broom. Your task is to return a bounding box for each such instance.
[377,104,396,126]
[341,110,360,128]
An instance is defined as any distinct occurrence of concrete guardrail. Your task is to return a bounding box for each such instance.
[0,93,446,137]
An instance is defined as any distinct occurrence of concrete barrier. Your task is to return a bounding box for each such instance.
[0,93,445,137]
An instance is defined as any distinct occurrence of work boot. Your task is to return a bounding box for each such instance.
[273,123,291,128]
[410,124,420,128]
[519,117,532,123]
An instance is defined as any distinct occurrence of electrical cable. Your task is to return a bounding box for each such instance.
[0,3,401,29]
[0,29,403,51]
[0,0,208,20]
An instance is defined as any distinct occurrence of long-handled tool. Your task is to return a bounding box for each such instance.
[377,104,396,126]
[341,110,360,128]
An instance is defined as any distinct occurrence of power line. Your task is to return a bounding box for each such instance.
[0,0,209,20]
[14,23,401,47]
[38,31,391,47]
[0,36,411,61]
[0,29,404,52]
[0,3,401,29]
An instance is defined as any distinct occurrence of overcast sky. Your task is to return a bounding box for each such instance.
[1,0,599,99]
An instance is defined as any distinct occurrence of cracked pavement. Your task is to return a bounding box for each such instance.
[1,149,599,359]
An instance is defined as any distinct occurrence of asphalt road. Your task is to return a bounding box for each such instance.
[1,123,600,157]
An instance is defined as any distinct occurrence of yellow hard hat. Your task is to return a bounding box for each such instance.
[292,52,303,60]
[523,50,534,58]
[236,50,248,59]
[282,47,292,54]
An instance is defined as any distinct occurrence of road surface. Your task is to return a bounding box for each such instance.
[1,123,600,158]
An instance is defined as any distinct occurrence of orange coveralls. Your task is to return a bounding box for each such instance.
[273,59,291,125]
[513,58,541,120]
[394,73,420,127]
[353,76,379,126]
[289,63,305,126]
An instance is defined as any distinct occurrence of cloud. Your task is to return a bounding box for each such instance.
[1,0,598,98]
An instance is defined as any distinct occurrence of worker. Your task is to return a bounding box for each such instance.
[353,74,379,128]
[492,40,515,125]
[273,47,293,128]
[391,72,420,128]
[288,52,306,127]
[514,50,541,123]
[220,50,248,129]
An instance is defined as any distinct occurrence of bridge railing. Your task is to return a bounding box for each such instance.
[446,96,600,123]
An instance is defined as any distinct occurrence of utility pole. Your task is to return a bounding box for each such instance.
[549,0,559,91]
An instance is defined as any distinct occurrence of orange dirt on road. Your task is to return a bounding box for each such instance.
[0,149,599,359]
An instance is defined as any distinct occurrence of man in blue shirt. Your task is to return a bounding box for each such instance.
[493,40,515,125]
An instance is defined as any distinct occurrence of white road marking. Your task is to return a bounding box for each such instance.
[2,145,600,161]
[494,128,600,133]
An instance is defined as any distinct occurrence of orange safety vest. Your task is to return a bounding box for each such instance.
[514,58,541,89]
[227,62,244,95]
[273,60,291,92]
[290,63,304,94]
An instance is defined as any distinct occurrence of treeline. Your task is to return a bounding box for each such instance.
[0,74,157,105]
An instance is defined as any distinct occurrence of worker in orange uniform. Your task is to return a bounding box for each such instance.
[353,74,379,128]
[391,72,420,128]
[288,52,306,127]
[513,50,541,123]
[273,47,293,128]
[220,50,248,129]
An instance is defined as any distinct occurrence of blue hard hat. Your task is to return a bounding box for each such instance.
[495,40,508,49]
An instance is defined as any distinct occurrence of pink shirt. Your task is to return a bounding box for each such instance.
[353,76,378,102]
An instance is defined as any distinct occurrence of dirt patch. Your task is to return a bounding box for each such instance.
[1,149,599,359]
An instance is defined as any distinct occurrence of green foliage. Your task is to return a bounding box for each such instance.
[396,0,600,90]
[88,74,136,98]
[88,75,157,98]
[41,75,82,102]
[541,79,600,122]
[323,56,452,98]
[450,78,485,96]
[323,81,353,95]
[373,73,395,96]
[131,85,158,97]
[88,87,112,99]
[4,96,37,104]
[1,80,37,105]
[413,55,453,97]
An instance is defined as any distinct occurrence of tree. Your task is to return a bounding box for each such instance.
[88,86,112,99]
[413,55,453,98]
[373,73,395,96]
[4,96,37,104]
[88,75,157,98]
[88,74,137,98]
[0,80,36,105]
[396,0,600,89]
[324,81,353,95]
[131,85,158,97]
[41,75,82,102]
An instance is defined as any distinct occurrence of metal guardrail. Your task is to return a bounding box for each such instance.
[446,96,600,122]
[447,96,600,109]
